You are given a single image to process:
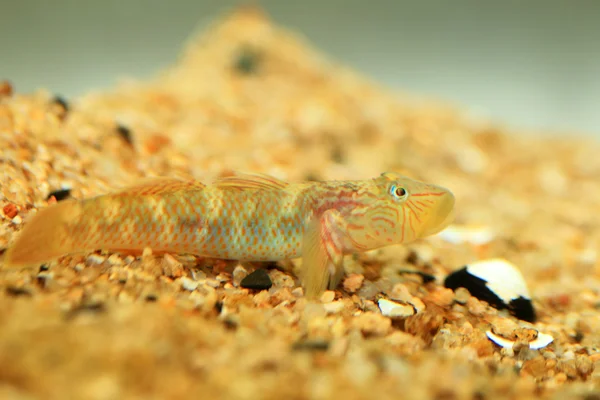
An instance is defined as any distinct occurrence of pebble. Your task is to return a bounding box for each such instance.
[205,278,221,288]
[320,290,335,303]
[86,254,106,265]
[232,265,248,286]
[352,312,392,336]
[46,188,71,202]
[240,269,272,290]
[378,298,415,318]
[73,263,85,272]
[323,301,345,314]
[107,254,124,266]
[343,273,364,293]
[454,287,471,304]
[163,254,182,269]
[3,203,18,219]
[180,277,199,291]
[437,225,494,245]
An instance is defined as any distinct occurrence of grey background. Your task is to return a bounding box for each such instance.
[1,0,599,136]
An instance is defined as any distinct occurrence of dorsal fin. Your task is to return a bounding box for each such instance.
[213,172,289,191]
[113,177,205,196]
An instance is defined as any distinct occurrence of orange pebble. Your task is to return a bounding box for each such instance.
[3,203,18,219]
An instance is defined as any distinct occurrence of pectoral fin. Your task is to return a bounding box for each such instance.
[301,210,346,299]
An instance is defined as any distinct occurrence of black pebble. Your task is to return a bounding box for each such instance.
[46,188,71,201]
[444,267,536,323]
[292,339,330,352]
[145,294,158,302]
[330,143,345,164]
[116,124,133,146]
[233,46,261,75]
[240,269,272,290]
[5,286,32,297]
[52,95,69,112]
[66,302,106,319]
[39,264,49,272]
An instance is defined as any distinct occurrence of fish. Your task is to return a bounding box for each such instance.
[3,172,455,298]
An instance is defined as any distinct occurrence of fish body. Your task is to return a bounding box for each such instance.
[4,172,455,298]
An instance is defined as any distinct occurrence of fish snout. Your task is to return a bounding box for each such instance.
[419,189,455,237]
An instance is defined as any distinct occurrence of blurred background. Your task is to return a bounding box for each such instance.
[1,0,599,135]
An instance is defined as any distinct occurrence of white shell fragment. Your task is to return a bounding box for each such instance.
[486,330,554,350]
[466,258,531,301]
[444,258,536,322]
[436,225,495,245]
[378,298,415,318]
[485,331,515,349]
[529,332,555,350]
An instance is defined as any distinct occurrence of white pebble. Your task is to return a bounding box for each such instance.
[107,254,124,266]
[323,301,345,314]
[465,258,531,301]
[86,254,106,265]
[320,290,335,303]
[378,298,415,318]
[437,224,495,245]
[73,263,85,272]
[180,277,199,291]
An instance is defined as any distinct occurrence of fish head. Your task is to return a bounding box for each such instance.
[346,172,455,249]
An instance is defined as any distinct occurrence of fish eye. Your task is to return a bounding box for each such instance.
[390,184,408,200]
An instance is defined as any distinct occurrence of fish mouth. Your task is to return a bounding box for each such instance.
[419,190,456,237]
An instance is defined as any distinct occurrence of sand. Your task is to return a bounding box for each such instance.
[1,6,599,399]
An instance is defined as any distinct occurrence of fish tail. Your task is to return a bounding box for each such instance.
[3,200,82,268]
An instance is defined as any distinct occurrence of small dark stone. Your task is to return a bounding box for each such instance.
[330,143,345,164]
[572,330,584,343]
[223,318,238,330]
[292,340,330,352]
[5,286,32,297]
[214,300,224,314]
[472,391,486,400]
[398,269,436,284]
[66,302,105,319]
[405,250,419,265]
[116,124,133,146]
[0,80,13,97]
[304,172,322,182]
[46,188,71,201]
[240,269,272,290]
[52,95,69,112]
[39,264,49,272]
[233,46,261,75]
[36,273,51,287]
[145,294,158,302]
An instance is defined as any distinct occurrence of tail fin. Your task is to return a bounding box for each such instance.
[3,200,80,268]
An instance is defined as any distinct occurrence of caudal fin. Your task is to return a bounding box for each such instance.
[3,200,80,268]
